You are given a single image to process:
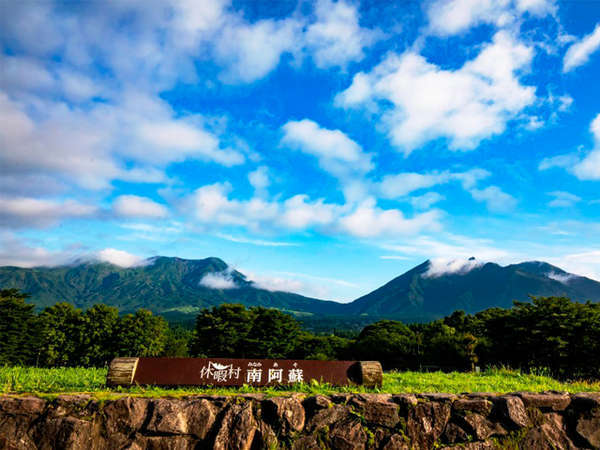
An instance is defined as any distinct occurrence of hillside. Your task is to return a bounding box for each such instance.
[346,258,600,318]
[0,256,343,315]
[2,256,599,321]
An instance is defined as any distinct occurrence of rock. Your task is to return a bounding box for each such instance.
[2,393,600,449]
[103,396,150,435]
[54,395,95,417]
[329,418,367,450]
[571,392,600,409]
[0,396,46,449]
[185,399,219,440]
[516,392,571,411]
[262,397,305,435]
[103,396,150,448]
[442,441,497,450]
[391,394,418,416]
[354,400,399,428]
[0,396,46,415]
[305,404,350,433]
[575,408,600,449]
[418,393,458,402]
[34,416,99,450]
[372,428,388,448]
[255,422,278,449]
[521,413,577,450]
[146,399,188,435]
[302,395,332,418]
[461,413,495,440]
[406,401,451,449]
[213,402,257,450]
[497,396,530,429]
[443,421,469,444]
[292,435,321,449]
[331,394,353,404]
[453,398,493,415]
[382,434,410,450]
[351,393,392,404]
[144,398,217,439]
[134,436,197,450]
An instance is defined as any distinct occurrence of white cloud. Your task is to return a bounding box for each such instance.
[135,117,245,166]
[187,183,441,238]
[381,233,512,262]
[214,17,301,83]
[469,185,517,212]
[546,271,576,284]
[245,269,357,299]
[543,114,600,180]
[249,273,307,295]
[113,195,169,219]
[281,119,373,202]
[199,270,238,289]
[0,91,244,192]
[572,114,600,180]
[563,23,600,73]
[217,233,299,247]
[426,0,556,36]
[188,183,279,229]
[281,119,373,177]
[547,191,581,208]
[0,232,78,267]
[338,198,442,237]
[0,196,97,229]
[280,195,340,229]
[538,153,580,171]
[305,0,378,69]
[423,257,483,278]
[411,192,445,210]
[248,166,270,196]
[546,250,600,282]
[97,248,147,267]
[378,168,490,198]
[336,31,535,153]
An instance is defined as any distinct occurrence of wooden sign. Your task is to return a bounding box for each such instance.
[107,357,382,388]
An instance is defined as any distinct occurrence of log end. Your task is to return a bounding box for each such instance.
[106,357,139,387]
[359,361,383,388]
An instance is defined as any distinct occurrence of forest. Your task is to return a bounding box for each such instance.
[1,288,599,379]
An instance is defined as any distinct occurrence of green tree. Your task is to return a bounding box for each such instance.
[192,304,253,357]
[0,289,37,366]
[79,304,120,366]
[38,302,84,367]
[244,307,302,358]
[355,320,416,369]
[164,325,194,357]
[115,309,168,357]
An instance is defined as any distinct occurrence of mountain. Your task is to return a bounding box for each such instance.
[0,256,343,316]
[2,256,599,321]
[346,258,600,319]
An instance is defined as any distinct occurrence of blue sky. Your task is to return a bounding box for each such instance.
[1,0,600,302]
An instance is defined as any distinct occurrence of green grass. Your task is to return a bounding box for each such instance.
[1,366,599,398]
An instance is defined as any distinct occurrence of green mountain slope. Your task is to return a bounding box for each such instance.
[2,256,599,321]
[0,256,344,315]
[346,259,600,319]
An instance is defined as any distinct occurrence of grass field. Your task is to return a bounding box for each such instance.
[1,366,599,398]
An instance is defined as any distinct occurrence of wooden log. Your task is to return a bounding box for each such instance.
[106,357,139,386]
[358,361,383,388]
[105,357,384,388]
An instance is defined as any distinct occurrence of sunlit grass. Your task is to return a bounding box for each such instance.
[1,366,599,398]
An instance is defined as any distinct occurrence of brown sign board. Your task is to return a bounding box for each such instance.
[107,357,382,388]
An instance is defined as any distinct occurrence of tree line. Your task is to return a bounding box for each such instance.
[1,289,599,379]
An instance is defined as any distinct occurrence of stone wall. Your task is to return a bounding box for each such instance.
[1,392,599,449]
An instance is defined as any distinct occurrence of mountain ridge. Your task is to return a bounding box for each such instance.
[1,256,599,320]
